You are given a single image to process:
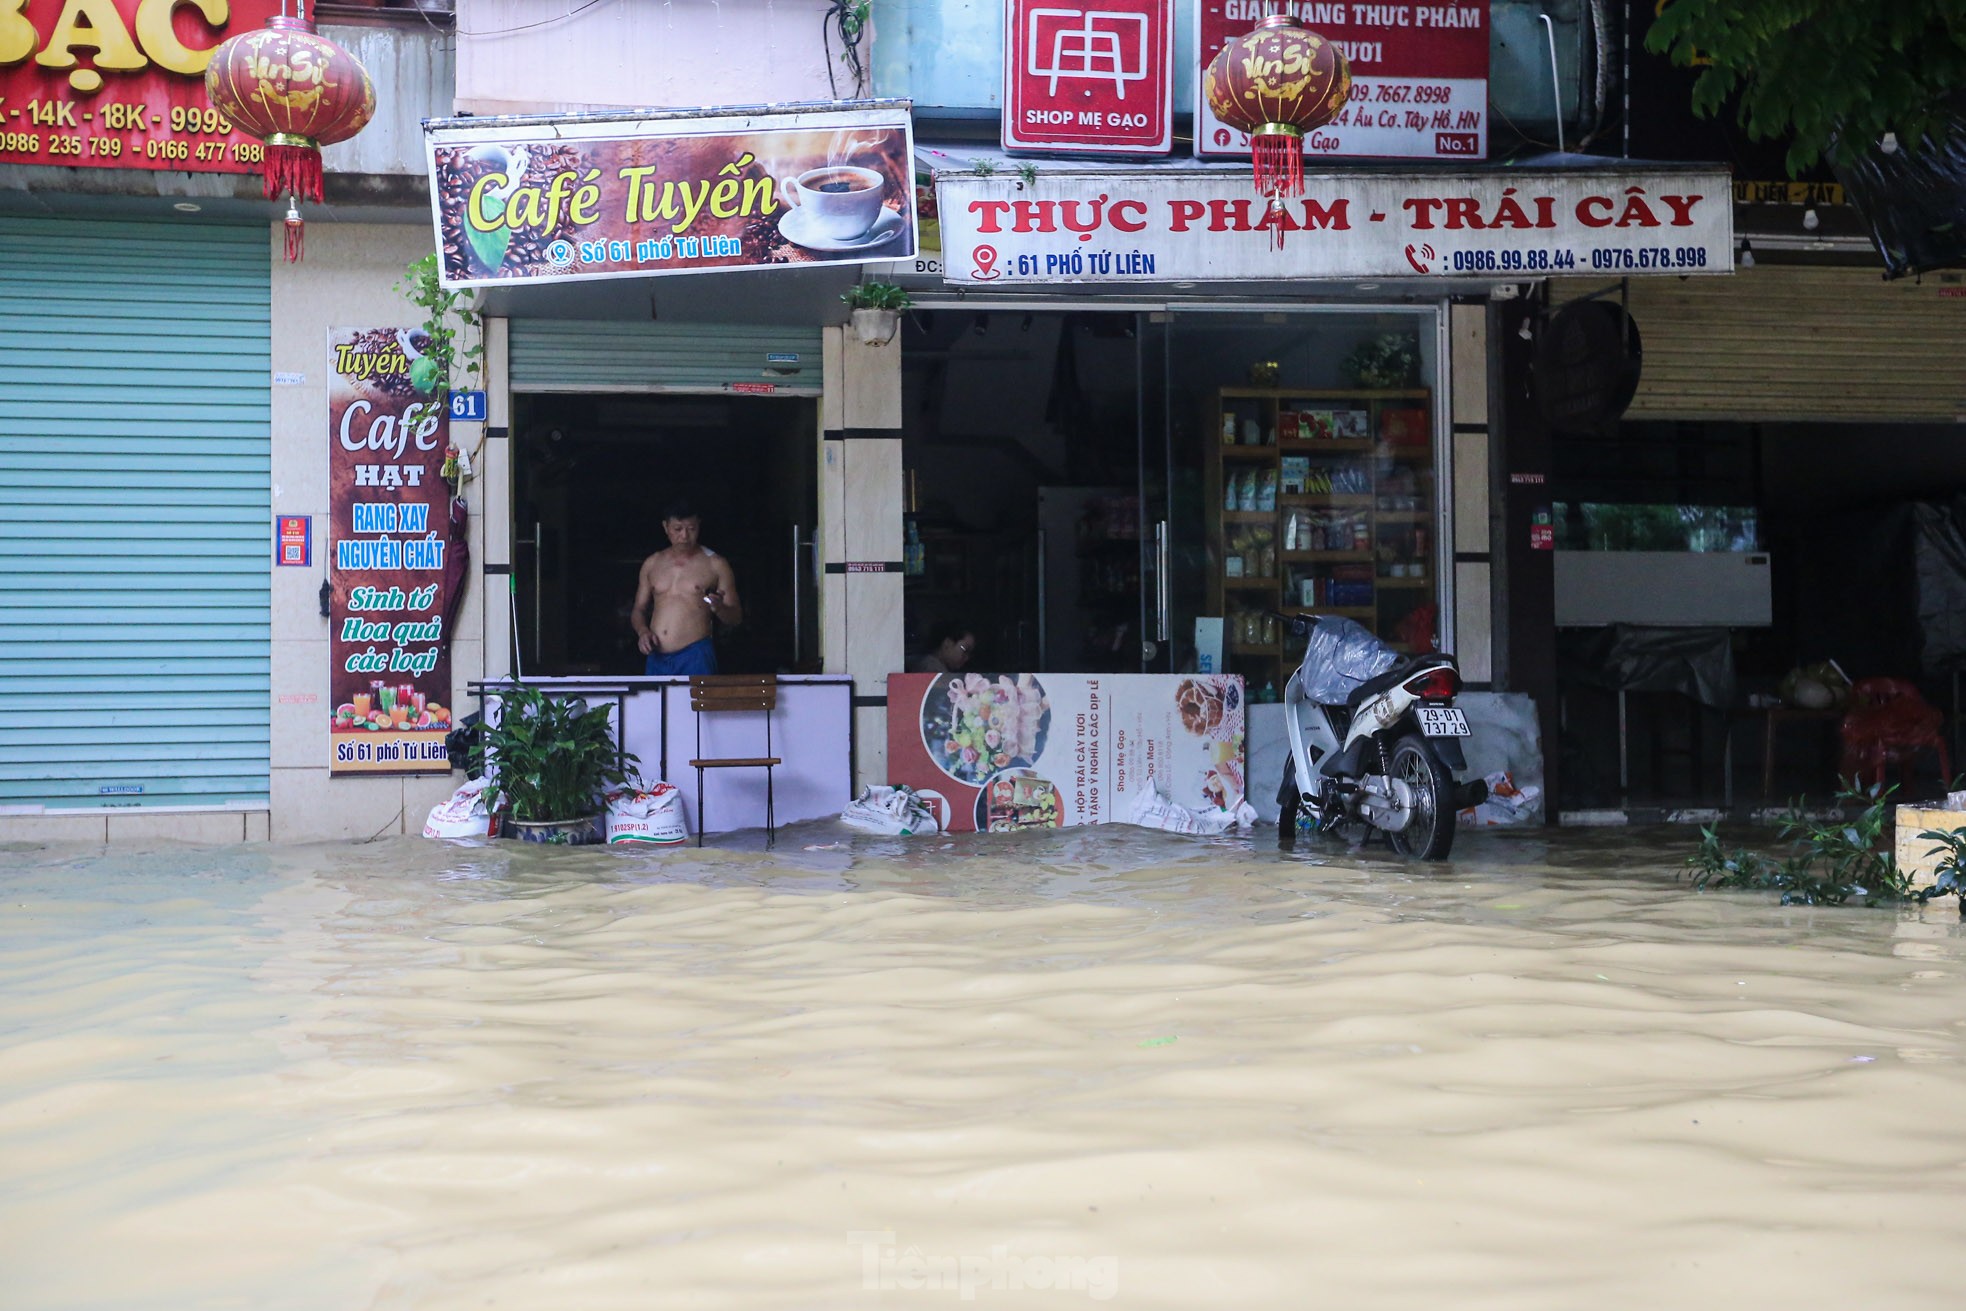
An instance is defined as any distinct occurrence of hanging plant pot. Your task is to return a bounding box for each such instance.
[851,307,901,347]
[504,815,603,845]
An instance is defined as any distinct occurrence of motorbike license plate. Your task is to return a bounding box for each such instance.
[1416,707,1470,737]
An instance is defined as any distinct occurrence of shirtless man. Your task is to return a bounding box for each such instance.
[631,500,742,676]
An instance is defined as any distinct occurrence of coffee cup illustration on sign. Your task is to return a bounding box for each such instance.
[777,164,898,250]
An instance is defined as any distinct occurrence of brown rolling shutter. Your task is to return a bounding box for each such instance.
[1551,265,1966,423]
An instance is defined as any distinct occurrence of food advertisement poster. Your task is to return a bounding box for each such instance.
[0,0,280,172]
[886,673,1246,833]
[1195,1,1489,162]
[937,167,1733,283]
[426,105,917,287]
[327,328,455,775]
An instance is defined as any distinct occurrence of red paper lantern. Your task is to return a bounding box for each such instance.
[1204,13,1351,217]
[205,10,376,260]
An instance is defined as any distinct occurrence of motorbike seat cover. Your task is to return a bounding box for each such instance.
[1343,653,1452,711]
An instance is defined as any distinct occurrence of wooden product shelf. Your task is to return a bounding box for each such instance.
[1206,383,1439,688]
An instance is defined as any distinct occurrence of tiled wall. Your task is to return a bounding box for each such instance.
[821,325,907,790]
[1449,302,1494,685]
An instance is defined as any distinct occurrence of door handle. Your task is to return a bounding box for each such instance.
[1154,519,1170,644]
[791,523,804,666]
[1036,527,1048,667]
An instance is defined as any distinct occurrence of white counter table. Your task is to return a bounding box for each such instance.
[470,676,854,837]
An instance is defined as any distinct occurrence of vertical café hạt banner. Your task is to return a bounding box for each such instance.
[327,326,454,775]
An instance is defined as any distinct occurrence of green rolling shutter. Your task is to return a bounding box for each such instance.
[509,320,823,394]
[0,218,270,812]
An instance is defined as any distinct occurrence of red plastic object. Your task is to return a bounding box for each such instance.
[1837,677,1952,789]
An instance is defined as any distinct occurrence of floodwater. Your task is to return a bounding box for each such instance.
[2,825,1964,1310]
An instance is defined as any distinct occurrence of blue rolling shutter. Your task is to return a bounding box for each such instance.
[0,218,270,811]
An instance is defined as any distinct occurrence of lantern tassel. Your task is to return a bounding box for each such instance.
[1251,131,1304,200]
[283,198,305,264]
[264,143,324,204]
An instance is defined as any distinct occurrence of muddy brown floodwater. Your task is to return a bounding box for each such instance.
[2,825,1963,1309]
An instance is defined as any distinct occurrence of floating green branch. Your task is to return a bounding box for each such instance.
[1684,783,1940,907]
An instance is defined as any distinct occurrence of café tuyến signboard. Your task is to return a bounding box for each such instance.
[327,327,455,776]
[0,0,280,172]
[424,104,918,286]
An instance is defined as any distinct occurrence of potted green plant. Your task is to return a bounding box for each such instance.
[477,684,638,844]
[1343,331,1419,389]
[841,280,911,347]
[1916,824,1966,915]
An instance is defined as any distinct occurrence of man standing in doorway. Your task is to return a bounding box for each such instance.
[632,499,742,676]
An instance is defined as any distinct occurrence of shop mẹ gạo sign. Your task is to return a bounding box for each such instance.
[424,103,918,286]
[0,0,281,172]
[936,167,1733,284]
[1002,0,1174,156]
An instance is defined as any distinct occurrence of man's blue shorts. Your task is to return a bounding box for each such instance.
[645,637,718,677]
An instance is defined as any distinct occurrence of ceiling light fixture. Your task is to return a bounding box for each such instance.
[172,202,202,212]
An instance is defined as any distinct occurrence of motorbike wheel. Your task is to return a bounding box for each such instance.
[1277,756,1301,847]
[1385,734,1455,861]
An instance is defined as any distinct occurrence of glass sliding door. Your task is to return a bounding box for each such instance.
[1144,307,1445,694]
[1137,312,1172,671]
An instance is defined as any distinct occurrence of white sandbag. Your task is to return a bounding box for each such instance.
[1458,770,1543,828]
[841,785,947,836]
[606,781,688,845]
[424,776,492,840]
[1126,785,1257,836]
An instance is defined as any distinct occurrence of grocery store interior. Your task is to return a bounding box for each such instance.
[897,306,1444,694]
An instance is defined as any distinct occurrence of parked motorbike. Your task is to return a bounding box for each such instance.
[1275,614,1485,860]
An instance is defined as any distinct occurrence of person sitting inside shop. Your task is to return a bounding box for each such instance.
[631,498,742,676]
[913,623,975,674]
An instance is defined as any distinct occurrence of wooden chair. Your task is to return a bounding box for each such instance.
[688,675,781,848]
